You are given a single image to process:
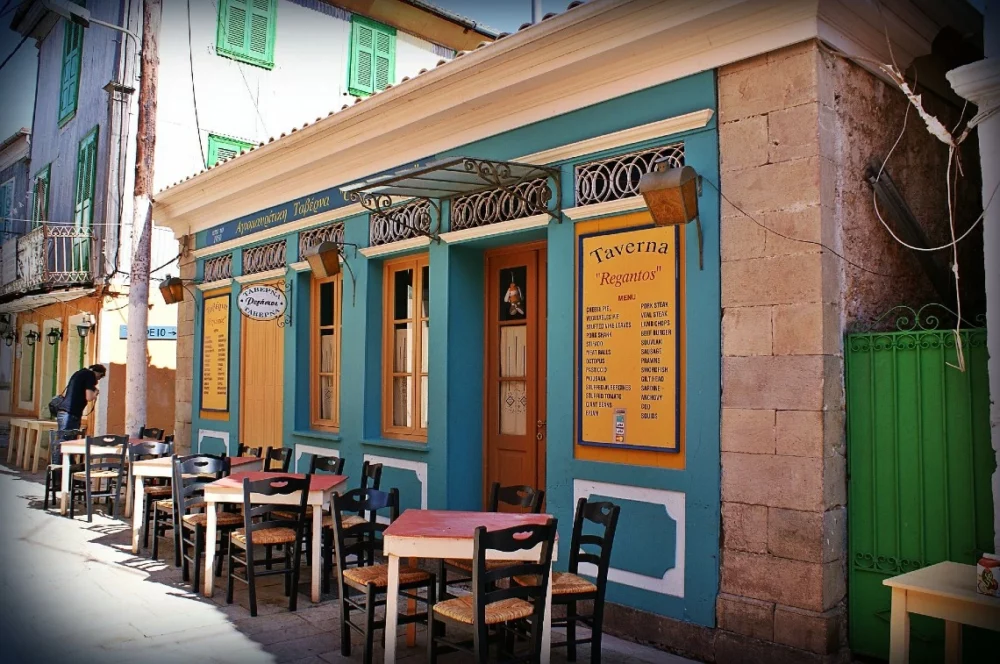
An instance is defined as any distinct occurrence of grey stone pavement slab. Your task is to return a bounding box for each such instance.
[0,462,694,663]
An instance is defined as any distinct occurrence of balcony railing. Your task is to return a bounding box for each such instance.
[0,225,98,299]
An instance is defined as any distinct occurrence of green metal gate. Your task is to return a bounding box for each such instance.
[846,311,996,661]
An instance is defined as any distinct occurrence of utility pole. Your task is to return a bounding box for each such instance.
[125,0,160,436]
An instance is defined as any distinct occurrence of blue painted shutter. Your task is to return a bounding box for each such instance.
[59,22,83,122]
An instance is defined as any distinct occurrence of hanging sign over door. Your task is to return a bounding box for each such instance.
[237,284,286,321]
[577,225,682,453]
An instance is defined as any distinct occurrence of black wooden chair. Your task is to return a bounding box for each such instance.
[438,482,545,599]
[128,440,174,550]
[43,428,85,511]
[138,426,165,440]
[171,454,243,591]
[227,475,311,617]
[153,453,228,566]
[69,435,129,522]
[163,434,175,446]
[237,443,263,458]
[332,487,435,664]
[428,518,558,663]
[263,446,292,472]
[514,498,620,663]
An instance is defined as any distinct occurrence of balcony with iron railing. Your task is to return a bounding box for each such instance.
[0,225,99,300]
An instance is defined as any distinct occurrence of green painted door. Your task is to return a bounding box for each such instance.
[846,324,997,661]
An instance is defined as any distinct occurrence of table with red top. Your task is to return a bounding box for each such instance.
[381,509,558,663]
[202,471,349,602]
[58,437,157,516]
[129,455,263,554]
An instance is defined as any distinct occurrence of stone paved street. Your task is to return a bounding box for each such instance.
[0,462,694,664]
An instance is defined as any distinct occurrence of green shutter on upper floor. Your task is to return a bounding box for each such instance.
[349,16,395,97]
[32,166,50,227]
[74,127,98,271]
[217,0,276,69]
[59,21,84,124]
[207,134,254,167]
[0,179,14,232]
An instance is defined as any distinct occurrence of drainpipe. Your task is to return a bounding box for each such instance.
[947,2,999,553]
[532,0,542,23]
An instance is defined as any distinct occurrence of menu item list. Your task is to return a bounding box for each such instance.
[201,295,230,412]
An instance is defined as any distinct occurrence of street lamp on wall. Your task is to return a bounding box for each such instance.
[638,163,704,269]
[24,330,39,347]
[3,331,15,347]
[47,328,63,345]
[0,314,10,337]
[159,275,186,305]
[304,241,343,278]
[77,317,93,339]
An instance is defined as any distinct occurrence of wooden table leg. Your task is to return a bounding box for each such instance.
[384,554,400,663]
[541,561,553,664]
[131,472,144,554]
[31,427,44,473]
[944,621,962,664]
[5,423,16,463]
[889,587,910,664]
[406,557,417,647]
[19,427,33,469]
[204,505,217,597]
[125,463,134,518]
[60,448,70,515]
[310,504,322,602]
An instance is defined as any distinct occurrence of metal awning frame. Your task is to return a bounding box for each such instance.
[342,157,562,242]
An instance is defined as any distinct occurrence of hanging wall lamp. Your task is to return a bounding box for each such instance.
[159,275,186,305]
[77,316,93,339]
[3,331,15,347]
[305,241,343,278]
[24,330,39,346]
[47,328,63,345]
[638,163,704,269]
[0,314,10,337]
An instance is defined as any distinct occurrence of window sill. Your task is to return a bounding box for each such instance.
[292,430,342,444]
[58,111,76,128]
[361,438,429,454]
[216,48,274,71]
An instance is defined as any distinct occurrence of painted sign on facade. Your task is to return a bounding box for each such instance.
[578,225,681,452]
[119,325,177,340]
[237,285,286,321]
[201,295,230,412]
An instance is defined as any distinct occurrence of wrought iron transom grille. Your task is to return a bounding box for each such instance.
[369,200,432,247]
[298,222,345,261]
[574,143,685,206]
[203,254,233,282]
[242,239,286,275]
[451,177,552,231]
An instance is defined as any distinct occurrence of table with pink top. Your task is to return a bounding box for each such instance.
[202,471,349,602]
[381,509,558,663]
[129,455,263,554]
[58,437,157,515]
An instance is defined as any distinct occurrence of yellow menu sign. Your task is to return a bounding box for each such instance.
[578,225,681,452]
[201,294,230,412]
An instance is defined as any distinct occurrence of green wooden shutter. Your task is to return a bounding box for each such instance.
[0,180,13,232]
[373,27,395,91]
[350,17,395,96]
[217,0,275,69]
[75,129,98,230]
[33,166,50,227]
[207,134,253,167]
[59,21,83,123]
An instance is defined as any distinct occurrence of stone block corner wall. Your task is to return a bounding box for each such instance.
[172,238,196,454]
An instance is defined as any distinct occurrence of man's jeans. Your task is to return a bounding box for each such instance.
[52,411,82,464]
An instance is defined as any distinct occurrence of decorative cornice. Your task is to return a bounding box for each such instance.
[359,236,431,258]
[520,110,713,166]
[234,268,286,284]
[196,279,232,291]
[439,215,549,244]
[947,59,1000,105]
[562,196,647,221]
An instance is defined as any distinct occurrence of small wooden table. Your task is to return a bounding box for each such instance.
[382,510,557,664]
[884,561,1000,663]
[129,455,264,554]
[5,417,30,466]
[202,471,348,602]
[58,437,152,515]
[26,420,58,472]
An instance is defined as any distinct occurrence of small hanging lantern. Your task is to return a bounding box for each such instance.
[305,241,342,278]
[77,317,93,339]
[159,275,185,305]
[24,330,39,346]
[0,314,10,337]
[3,330,15,347]
[638,163,704,269]
[46,328,63,345]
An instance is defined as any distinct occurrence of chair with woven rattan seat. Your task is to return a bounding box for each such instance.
[69,435,129,522]
[237,443,262,458]
[129,440,174,550]
[226,475,310,617]
[513,497,620,663]
[42,428,85,511]
[438,482,545,600]
[428,518,558,664]
[172,454,241,591]
[332,487,436,664]
[262,446,293,472]
[137,426,165,440]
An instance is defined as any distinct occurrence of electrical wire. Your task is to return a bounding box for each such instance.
[187,0,206,165]
[0,34,29,73]
[701,177,898,278]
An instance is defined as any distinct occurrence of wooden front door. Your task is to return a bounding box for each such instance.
[240,282,285,448]
[484,244,546,510]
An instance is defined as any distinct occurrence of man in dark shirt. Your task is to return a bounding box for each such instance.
[56,363,107,434]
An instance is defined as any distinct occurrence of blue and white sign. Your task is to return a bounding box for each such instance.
[119,325,178,340]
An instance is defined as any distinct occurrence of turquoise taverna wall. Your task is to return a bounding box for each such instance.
[190,70,721,626]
